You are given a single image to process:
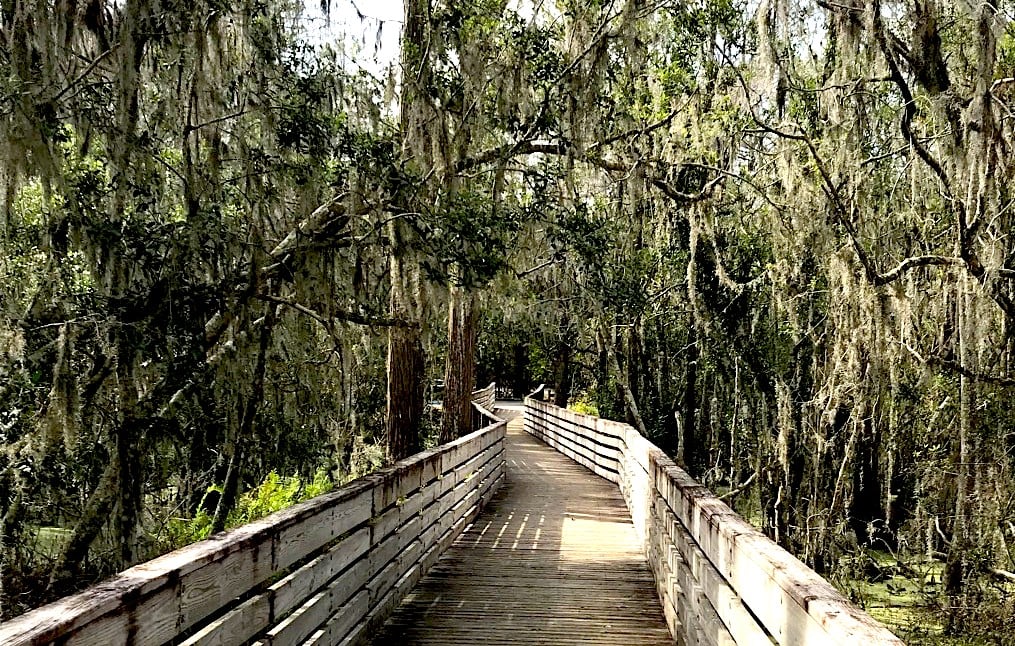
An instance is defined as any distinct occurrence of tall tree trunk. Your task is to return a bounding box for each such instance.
[212,451,242,534]
[385,0,433,460]
[441,285,477,442]
[513,340,528,399]
[386,256,425,460]
[628,320,643,407]
[945,279,974,631]
[553,328,574,408]
[115,414,142,567]
[849,416,886,547]
[48,457,118,591]
[212,301,275,533]
[554,351,573,408]
[680,322,700,474]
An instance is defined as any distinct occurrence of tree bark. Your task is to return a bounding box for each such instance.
[384,0,433,461]
[680,323,700,475]
[553,329,574,408]
[212,301,275,534]
[945,280,974,631]
[554,355,573,408]
[49,457,118,590]
[441,285,477,443]
[385,261,425,461]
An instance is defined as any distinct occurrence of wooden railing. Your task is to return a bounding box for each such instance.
[470,381,496,411]
[0,412,507,646]
[469,382,498,432]
[524,388,904,646]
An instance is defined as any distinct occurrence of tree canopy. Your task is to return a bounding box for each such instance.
[3,0,1015,639]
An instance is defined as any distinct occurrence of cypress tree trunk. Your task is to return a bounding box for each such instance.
[554,344,573,408]
[441,285,477,442]
[553,323,574,408]
[945,281,974,631]
[512,341,527,399]
[385,252,424,460]
[680,323,700,474]
[385,0,432,461]
[598,321,648,436]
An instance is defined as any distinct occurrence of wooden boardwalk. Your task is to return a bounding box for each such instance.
[369,410,673,645]
[0,394,903,646]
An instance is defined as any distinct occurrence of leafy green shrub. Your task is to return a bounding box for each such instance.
[161,467,336,550]
[164,507,214,548]
[228,471,303,525]
[303,466,335,498]
[569,393,599,416]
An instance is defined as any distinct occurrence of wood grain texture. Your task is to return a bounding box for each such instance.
[0,398,899,646]
[368,414,675,646]
[470,383,497,412]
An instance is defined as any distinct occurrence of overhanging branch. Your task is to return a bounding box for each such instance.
[256,294,414,328]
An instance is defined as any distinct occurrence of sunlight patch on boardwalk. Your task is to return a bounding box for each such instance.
[369,412,673,645]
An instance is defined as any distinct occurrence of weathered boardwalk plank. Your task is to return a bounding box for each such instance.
[369,411,674,645]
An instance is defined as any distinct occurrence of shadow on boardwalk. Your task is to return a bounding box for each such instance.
[369,411,673,645]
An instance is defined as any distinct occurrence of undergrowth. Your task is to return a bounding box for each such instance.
[163,466,336,549]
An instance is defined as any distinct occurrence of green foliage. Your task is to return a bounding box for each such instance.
[347,439,387,481]
[162,467,336,551]
[998,23,1015,79]
[229,471,304,524]
[420,190,523,287]
[834,552,1015,645]
[1,0,1014,640]
[568,393,598,416]
[164,508,215,548]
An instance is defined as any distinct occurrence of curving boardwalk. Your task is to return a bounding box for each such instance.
[369,410,673,645]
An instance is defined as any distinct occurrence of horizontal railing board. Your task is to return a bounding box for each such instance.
[179,592,271,646]
[531,411,620,463]
[0,477,377,646]
[524,404,621,481]
[2,418,506,646]
[654,504,738,646]
[470,382,497,412]
[647,519,686,641]
[304,589,368,646]
[276,526,372,617]
[522,398,903,646]
[527,401,624,452]
[657,498,775,646]
[191,436,505,646]
[648,449,898,646]
[530,417,623,467]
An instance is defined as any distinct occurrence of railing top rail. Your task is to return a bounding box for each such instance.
[470,382,497,412]
[470,381,496,396]
[471,401,504,424]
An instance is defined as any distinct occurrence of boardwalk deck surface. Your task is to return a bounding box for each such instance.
[369,409,673,645]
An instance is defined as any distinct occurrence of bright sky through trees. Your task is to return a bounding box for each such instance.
[303,0,404,70]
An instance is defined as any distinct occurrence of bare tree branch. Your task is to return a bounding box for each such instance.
[255,293,415,328]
